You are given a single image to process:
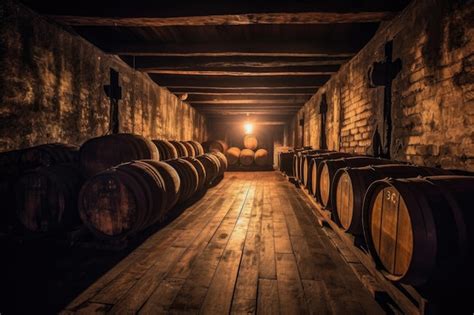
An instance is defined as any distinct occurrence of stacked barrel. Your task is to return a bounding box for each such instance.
[0,143,81,232]
[0,134,226,241]
[286,147,474,287]
[78,136,226,239]
[213,135,269,168]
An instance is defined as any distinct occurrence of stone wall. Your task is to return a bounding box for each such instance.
[295,0,474,171]
[0,1,207,152]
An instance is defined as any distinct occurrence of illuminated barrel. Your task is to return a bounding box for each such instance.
[363,176,474,286]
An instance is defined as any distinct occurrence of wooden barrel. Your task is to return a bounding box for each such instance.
[21,143,79,169]
[165,158,199,204]
[206,140,228,153]
[316,156,396,208]
[211,151,228,173]
[308,152,354,196]
[301,151,343,187]
[139,160,181,211]
[169,140,189,157]
[291,148,309,179]
[196,155,219,187]
[15,164,82,232]
[362,176,474,286]
[240,149,255,166]
[183,157,206,193]
[180,141,196,157]
[80,134,159,178]
[152,140,178,161]
[226,147,241,165]
[295,149,331,183]
[187,140,205,156]
[79,161,167,239]
[332,165,452,235]
[255,149,269,166]
[243,135,258,150]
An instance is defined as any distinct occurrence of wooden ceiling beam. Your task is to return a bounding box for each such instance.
[144,68,337,76]
[198,110,298,116]
[186,94,311,102]
[49,11,395,27]
[24,0,410,17]
[168,87,318,94]
[122,56,349,69]
[190,101,306,106]
[150,74,329,88]
[105,42,357,57]
[183,92,314,97]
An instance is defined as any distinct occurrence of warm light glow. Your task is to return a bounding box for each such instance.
[244,122,253,134]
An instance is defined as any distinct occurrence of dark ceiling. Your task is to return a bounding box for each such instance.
[20,0,411,124]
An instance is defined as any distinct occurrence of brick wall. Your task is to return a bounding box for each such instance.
[0,1,207,152]
[295,0,474,171]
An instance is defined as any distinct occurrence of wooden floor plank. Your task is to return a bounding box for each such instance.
[275,253,309,315]
[138,278,185,315]
[302,280,334,315]
[230,185,262,314]
[257,279,280,315]
[108,246,186,314]
[200,186,255,314]
[169,183,251,312]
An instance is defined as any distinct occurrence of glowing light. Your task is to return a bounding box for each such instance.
[244,122,253,134]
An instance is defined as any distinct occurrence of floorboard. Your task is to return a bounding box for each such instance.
[63,172,383,314]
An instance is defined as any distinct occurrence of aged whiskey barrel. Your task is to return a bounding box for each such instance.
[165,159,199,204]
[80,134,159,178]
[15,164,82,232]
[332,165,451,235]
[225,147,241,165]
[139,160,181,211]
[210,140,228,153]
[255,149,269,166]
[180,141,196,157]
[211,151,228,172]
[152,140,178,161]
[294,149,329,182]
[316,156,396,208]
[243,135,258,150]
[183,157,206,193]
[169,140,188,157]
[187,140,205,156]
[196,154,219,187]
[301,151,348,188]
[307,152,353,195]
[79,161,167,239]
[363,176,474,286]
[240,149,255,166]
[21,143,79,169]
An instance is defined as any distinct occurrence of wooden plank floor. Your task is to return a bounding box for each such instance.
[62,172,383,314]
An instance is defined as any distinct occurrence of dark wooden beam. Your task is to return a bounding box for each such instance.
[168,87,318,94]
[199,110,297,115]
[150,75,330,88]
[187,94,311,102]
[49,11,396,27]
[121,56,349,69]
[207,114,292,123]
[105,42,357,57]
[143,67,337,76]
[23,1,410,17]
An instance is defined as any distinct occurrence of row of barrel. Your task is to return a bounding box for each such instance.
[281,148,474,287]
[0,134,227,240]
[225,147,269,166]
